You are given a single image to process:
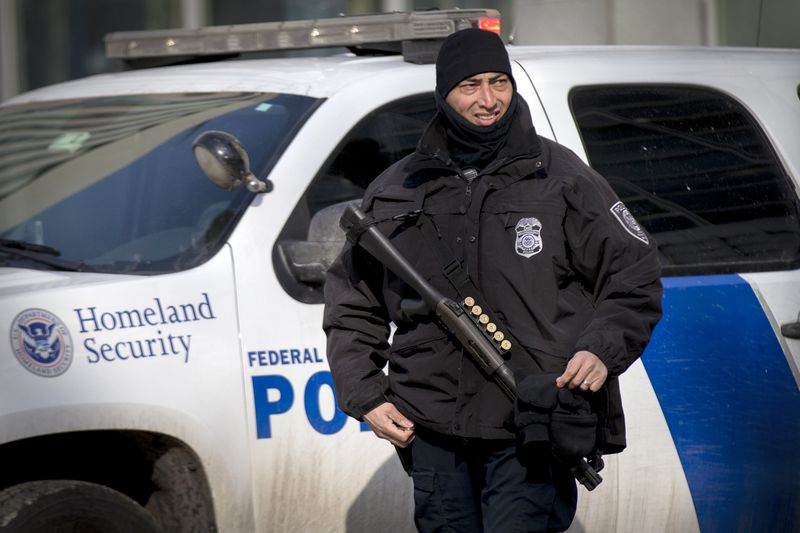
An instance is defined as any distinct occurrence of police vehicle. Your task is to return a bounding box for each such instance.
[1,8,798,532]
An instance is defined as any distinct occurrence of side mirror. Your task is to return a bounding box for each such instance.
[192,131,273,193]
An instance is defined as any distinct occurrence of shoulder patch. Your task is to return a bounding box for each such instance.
[610,201,649,245]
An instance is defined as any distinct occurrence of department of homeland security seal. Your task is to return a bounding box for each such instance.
[515,217,543,258]
[10,308,73,377]
[610,201,649,245]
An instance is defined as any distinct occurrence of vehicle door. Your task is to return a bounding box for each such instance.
[515,56,800,533]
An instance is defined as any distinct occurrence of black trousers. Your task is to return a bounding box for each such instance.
[408,429,577,533]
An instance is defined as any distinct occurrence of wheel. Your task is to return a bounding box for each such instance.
[0,480,161,533]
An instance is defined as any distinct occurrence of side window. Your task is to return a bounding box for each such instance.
[570,85,800,275]
[275,93,437,303]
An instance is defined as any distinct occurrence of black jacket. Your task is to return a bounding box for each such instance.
[323,98,662,448]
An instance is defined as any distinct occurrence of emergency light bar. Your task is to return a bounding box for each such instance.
[105,9,501,66]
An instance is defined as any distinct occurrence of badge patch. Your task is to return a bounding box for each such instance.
[10,308,73,377]
[610,201,649,245]
[515,217,543,258]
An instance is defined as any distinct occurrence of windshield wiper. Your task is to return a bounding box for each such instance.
[0,238,61,256]
[0,239,86,272]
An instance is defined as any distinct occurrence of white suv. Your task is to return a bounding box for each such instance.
[1,9,798,533]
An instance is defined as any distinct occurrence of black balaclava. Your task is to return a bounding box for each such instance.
[434,28,518,169]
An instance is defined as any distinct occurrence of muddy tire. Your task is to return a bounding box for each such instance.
[0,480,161,533]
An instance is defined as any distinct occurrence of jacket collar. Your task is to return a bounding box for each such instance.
[415,93,543,169]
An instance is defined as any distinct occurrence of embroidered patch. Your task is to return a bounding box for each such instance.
[610,201,649,245]
[515,217,543,258]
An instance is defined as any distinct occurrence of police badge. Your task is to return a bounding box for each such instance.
[515,217,543,258]
[610,201,649,245]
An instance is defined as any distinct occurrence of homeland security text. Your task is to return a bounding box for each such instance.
[73,293,216,364]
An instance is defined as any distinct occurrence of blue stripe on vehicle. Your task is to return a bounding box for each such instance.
[641,274,800,533]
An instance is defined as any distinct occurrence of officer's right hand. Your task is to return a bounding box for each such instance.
[363,402,415,448]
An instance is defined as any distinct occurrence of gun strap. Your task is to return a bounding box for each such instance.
[414,209,543,373]
[414,212,472,299]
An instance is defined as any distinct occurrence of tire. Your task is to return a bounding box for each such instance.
[0,480,162,533]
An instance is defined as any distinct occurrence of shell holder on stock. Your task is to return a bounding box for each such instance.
[461,296,512,354]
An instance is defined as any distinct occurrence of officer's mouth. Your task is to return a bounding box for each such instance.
[473,109,502,126]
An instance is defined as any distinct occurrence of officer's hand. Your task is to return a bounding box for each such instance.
[555,350,608,393]
[362,402,416,448]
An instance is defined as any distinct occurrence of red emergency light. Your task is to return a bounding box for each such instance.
[479,17,501,34]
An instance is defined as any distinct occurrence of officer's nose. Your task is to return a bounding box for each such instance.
[477,83,496,109]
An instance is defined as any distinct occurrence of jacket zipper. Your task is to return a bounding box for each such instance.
[461,167,478,200]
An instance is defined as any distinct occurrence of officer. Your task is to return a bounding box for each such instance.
[324,28,662,532]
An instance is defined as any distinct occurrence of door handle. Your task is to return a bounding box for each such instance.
[781,312,800,339]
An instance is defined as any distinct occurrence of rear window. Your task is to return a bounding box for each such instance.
[570,85,800,275]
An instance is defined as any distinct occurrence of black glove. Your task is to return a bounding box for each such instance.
[515,372,597,460]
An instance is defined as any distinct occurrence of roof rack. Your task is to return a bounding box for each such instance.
[104,9,501,68]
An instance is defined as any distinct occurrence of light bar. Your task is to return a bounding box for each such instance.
[105,9,501,61]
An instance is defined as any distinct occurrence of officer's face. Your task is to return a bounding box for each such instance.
[445,72,512,127]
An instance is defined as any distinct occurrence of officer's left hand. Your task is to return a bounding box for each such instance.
[555,350,608,393]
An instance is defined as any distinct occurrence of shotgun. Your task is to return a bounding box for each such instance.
[339,204,602,490]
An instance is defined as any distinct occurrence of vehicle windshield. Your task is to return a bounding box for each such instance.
[0,92,318,274]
